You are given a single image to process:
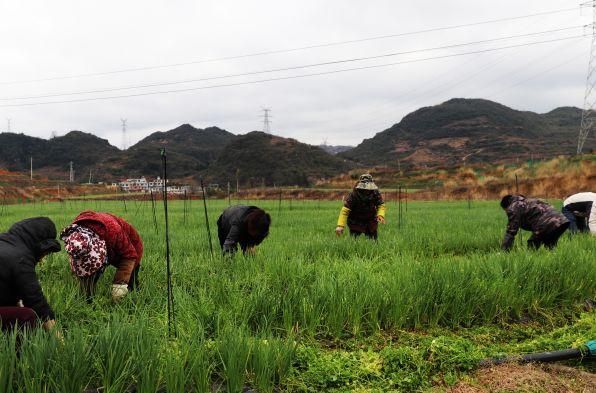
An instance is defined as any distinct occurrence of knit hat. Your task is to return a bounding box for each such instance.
[355,174,378,190]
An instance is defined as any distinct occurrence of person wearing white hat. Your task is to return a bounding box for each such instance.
[562,192,596,235]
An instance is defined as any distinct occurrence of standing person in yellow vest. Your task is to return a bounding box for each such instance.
[335,174,386,240]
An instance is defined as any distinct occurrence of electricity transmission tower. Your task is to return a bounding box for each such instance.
[261,108,272,134]
[578,2,596,154]
[6,118,11,133]
[121,118,128,150]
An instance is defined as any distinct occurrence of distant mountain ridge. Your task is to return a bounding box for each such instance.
[0,99,591,185]
[340,98,591,168]
[318,145,354,155]
[205,132,352,186]
[105,124,236,179]
[0,125,349,185]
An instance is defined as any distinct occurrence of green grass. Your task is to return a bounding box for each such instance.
[0,198,594,392]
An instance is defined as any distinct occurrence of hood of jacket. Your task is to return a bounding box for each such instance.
[7,217,61,261]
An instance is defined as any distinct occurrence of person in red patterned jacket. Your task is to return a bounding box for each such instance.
[60,211,143,302]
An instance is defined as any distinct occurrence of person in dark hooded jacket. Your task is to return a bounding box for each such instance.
[500,195,569,251]
[217,205,271,255]
[0,217,61,332]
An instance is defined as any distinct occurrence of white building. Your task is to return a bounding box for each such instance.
[118,176,188,194]
[119,177,148,192]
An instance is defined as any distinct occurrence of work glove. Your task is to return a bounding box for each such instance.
[335,226,344,236]
[111,284,129,302]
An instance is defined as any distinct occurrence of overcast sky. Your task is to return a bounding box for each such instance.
[0,0,591,148]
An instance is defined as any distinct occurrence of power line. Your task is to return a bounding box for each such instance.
[0,26,587,102]
[0,5,587,86]
[358,41,584,134]
[0,35,585,108]
[321,11,581,131]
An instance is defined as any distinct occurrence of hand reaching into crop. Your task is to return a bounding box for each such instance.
[111,284,129,302]
[43,319,64,342]
[246,246,257,255]
[377,216,386,224]
[335,226,344,236]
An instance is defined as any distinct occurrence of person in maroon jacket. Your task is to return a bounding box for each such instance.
[61,211,143,302]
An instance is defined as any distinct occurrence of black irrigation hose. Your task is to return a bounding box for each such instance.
[479,340,596,367]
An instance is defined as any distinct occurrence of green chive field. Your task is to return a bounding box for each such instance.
[0,198,594,392]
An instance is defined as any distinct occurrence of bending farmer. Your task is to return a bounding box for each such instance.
[0,218,61,332]
[562,192,596,235]
[500,195,569,251]
[61,211,143,302]
[217,205,271,255]
[336,174,386,239]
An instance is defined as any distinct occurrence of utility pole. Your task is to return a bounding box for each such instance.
[236,168,240,194]
[69,161,74,182]
[30,156,33,180]
[121,118,128,150]
[578,3,596,154]
[261,108,272,134]
[88,169,93,184]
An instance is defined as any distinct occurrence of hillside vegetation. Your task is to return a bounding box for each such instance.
[341,98,591,168]
[1,99,592,187]
[204,132,352,187]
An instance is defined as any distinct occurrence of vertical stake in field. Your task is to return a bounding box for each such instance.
[467,189,472,210]
[278,187,282,217]
[161,148,177,338]
[398,186,403,229]
[200,179,214,256]
[404,187,408,212]
[150,190,158,234]
[227,182,231,206]
[515,174,522,243]
[183,189,187,224]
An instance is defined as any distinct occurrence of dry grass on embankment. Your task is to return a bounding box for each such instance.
[444,364,596,393]
[442,155,595,200]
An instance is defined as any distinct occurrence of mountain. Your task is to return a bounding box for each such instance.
[0,131,119,180]
[106,124,235,179]
[2,99,591,185]
[318,144,354,155]
[0,133,48,170]
[204,131,352,186]
[340,98,591,168]
[0,125,235,182]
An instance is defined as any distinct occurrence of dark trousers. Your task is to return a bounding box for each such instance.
[80,265,140,302]
[349,228,378,240]
[562,206,587,233]
[217,215,226,250]
[0,307,37,331]
[527,222,570,250]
